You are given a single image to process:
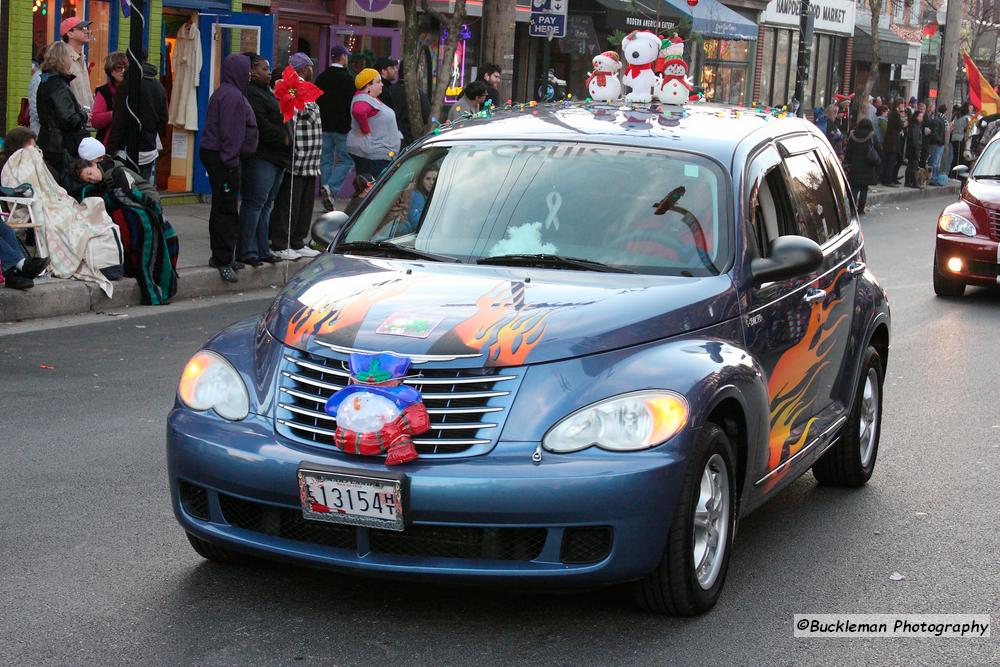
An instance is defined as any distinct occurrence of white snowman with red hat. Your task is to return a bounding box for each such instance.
[586,51,622,102]
[656,35,696,106]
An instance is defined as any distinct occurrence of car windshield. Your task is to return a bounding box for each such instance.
[340,142,730,277]
[972,139,1000,178]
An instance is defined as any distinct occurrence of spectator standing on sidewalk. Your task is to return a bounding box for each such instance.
[238,53,289,266]
[269,53,323,261]
[951,103,970,171]
[346,68,401,178]
[904,109,925,189]
[477,64,502,107]
[315,44,355,212]
[36,42,90,176]
[882,99,904,186]
[845,118,881,215]
[447,81,488,123]
[375,57,400,109]
[387,60,430,149]
[927,104,948,186]
[28,45,51,136]
[199,53,258,283]
[92,53,127,145]
[61,16,95,113]
[106,54,168,181]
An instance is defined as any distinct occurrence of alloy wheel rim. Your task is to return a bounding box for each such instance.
[859,368,879,467]
[693,453,730,590]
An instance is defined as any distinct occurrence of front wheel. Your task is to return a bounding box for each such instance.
[633,423,737,615]
[813,346,883,487]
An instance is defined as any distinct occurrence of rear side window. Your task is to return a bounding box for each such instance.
[781,151,844,244]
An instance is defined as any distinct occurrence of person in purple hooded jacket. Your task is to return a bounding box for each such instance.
[199,53,259,283]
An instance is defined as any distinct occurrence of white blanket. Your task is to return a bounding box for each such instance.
[1,147,118,297]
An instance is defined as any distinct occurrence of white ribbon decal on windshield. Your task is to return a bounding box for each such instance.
[544,190,562,230]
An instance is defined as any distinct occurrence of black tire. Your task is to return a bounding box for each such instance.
[632,423,737,616]
[813,346,883,487]
[186,533,255,565]
[933,254,965,297]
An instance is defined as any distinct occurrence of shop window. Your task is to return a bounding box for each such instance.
[88,1,112,94]
[773,30,790,106]
[32,0,54,57]
[702,39,749,105]
[759,28,774,104]
[813,35,831,109]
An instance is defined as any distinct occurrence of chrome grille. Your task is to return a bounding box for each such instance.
[276,348,521,456]
[988,209,1000,241]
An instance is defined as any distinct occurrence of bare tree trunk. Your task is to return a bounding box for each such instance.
[858,0,883,123]
[423,0,468,126]
[482,0,517,103]
[937,0,964,107]
[402,0,425,139]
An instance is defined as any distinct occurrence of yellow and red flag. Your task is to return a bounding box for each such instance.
[963,52,1000,115]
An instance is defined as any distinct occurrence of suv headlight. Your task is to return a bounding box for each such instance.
[177,350,250,421]
[938,212,976,237]
[542,391,688,453]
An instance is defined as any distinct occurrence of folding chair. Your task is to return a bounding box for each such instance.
[0,192,47,258]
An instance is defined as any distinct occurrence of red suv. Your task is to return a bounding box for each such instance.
[936,139,1000,296]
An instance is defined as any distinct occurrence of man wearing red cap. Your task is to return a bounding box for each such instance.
[61,16,95,111]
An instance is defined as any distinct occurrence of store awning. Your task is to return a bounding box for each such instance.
[594,0,757,40]
[853,25,911,65]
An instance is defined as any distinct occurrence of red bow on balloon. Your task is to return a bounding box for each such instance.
[273,65,323,121]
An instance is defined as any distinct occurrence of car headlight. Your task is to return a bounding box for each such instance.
[542,391,689,453]
[177,350,250,421]
[938,213,977,237]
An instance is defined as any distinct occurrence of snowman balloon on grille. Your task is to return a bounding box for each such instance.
[655,35,696,106]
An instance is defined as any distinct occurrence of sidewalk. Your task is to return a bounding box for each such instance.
[0,182,962,322]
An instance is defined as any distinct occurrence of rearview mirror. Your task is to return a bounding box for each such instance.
[751,235,823,285]
[951,164,969,183]
[311,211,350,246]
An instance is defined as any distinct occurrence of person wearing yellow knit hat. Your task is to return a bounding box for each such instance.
[346,68,402,178]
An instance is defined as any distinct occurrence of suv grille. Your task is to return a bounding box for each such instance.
[275,347,521,456]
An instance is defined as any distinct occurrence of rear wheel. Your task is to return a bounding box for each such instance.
[813,346,883,487]
[933,253,966,297]
[633,423,736,615]
[186,533,255,565]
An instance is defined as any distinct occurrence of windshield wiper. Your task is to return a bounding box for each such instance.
[335,240,458,263]
[973,174,1000,179]
[477,253,635,273]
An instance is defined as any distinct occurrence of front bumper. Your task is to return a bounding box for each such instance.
[936,235,1000,286]
[167,409,691,586]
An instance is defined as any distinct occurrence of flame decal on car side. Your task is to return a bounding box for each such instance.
[764,271,849,487]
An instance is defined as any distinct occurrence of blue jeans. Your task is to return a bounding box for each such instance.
[0,221,26,271]
[238,158,286,261]
[928,143,945,185]
[321,132,354,195]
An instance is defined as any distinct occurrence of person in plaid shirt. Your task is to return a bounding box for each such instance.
[269,53,323,260]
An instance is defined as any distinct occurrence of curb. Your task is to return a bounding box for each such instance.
[0,260,306,322]
[867,181,960,207]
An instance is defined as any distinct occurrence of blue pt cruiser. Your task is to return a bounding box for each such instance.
[167,104,890,615]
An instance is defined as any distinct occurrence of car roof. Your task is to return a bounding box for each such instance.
[423,102,820,166]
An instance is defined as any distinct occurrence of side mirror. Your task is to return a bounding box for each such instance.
[751,235,823,285]
[951,164,969,182]
[311,211,350,246]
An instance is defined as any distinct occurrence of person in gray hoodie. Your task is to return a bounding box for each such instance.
[199,53,258,282]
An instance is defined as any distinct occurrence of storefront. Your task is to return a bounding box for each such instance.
[756,0,855,111]
[852,23,911,102]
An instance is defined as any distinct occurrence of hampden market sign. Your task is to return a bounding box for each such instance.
[761,0,855,36]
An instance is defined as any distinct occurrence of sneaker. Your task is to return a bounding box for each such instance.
[320,186,335,212]
[273,248,301,261]
[3,271,33,290]
[19,256,50,279]
[295,246,321,257]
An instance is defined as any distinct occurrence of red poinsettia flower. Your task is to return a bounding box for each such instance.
[273,65,323,121]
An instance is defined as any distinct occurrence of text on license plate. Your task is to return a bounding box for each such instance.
[298,470,404,531]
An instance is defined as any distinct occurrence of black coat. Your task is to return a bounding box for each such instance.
[845,130,881,186]
[106,64,168,157]
[36,71,88,168]
[315,65,355,134]
[245,80,291,168]
[884,110,904,153]
[905,122,924,161]
[387,79,430,147]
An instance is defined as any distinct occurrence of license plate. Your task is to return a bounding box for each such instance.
[298,468,404,531]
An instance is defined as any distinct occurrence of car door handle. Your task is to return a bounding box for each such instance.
[848,261,866,276]
[803,288,827,304]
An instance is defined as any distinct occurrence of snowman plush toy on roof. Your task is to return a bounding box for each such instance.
[655,35,697,106]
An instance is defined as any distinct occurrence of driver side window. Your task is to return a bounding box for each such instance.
[749,167,798,258]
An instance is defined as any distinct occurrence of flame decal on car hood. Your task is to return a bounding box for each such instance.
[452,281,555,365]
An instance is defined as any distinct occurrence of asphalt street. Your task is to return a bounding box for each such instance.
[1,193,997,666]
